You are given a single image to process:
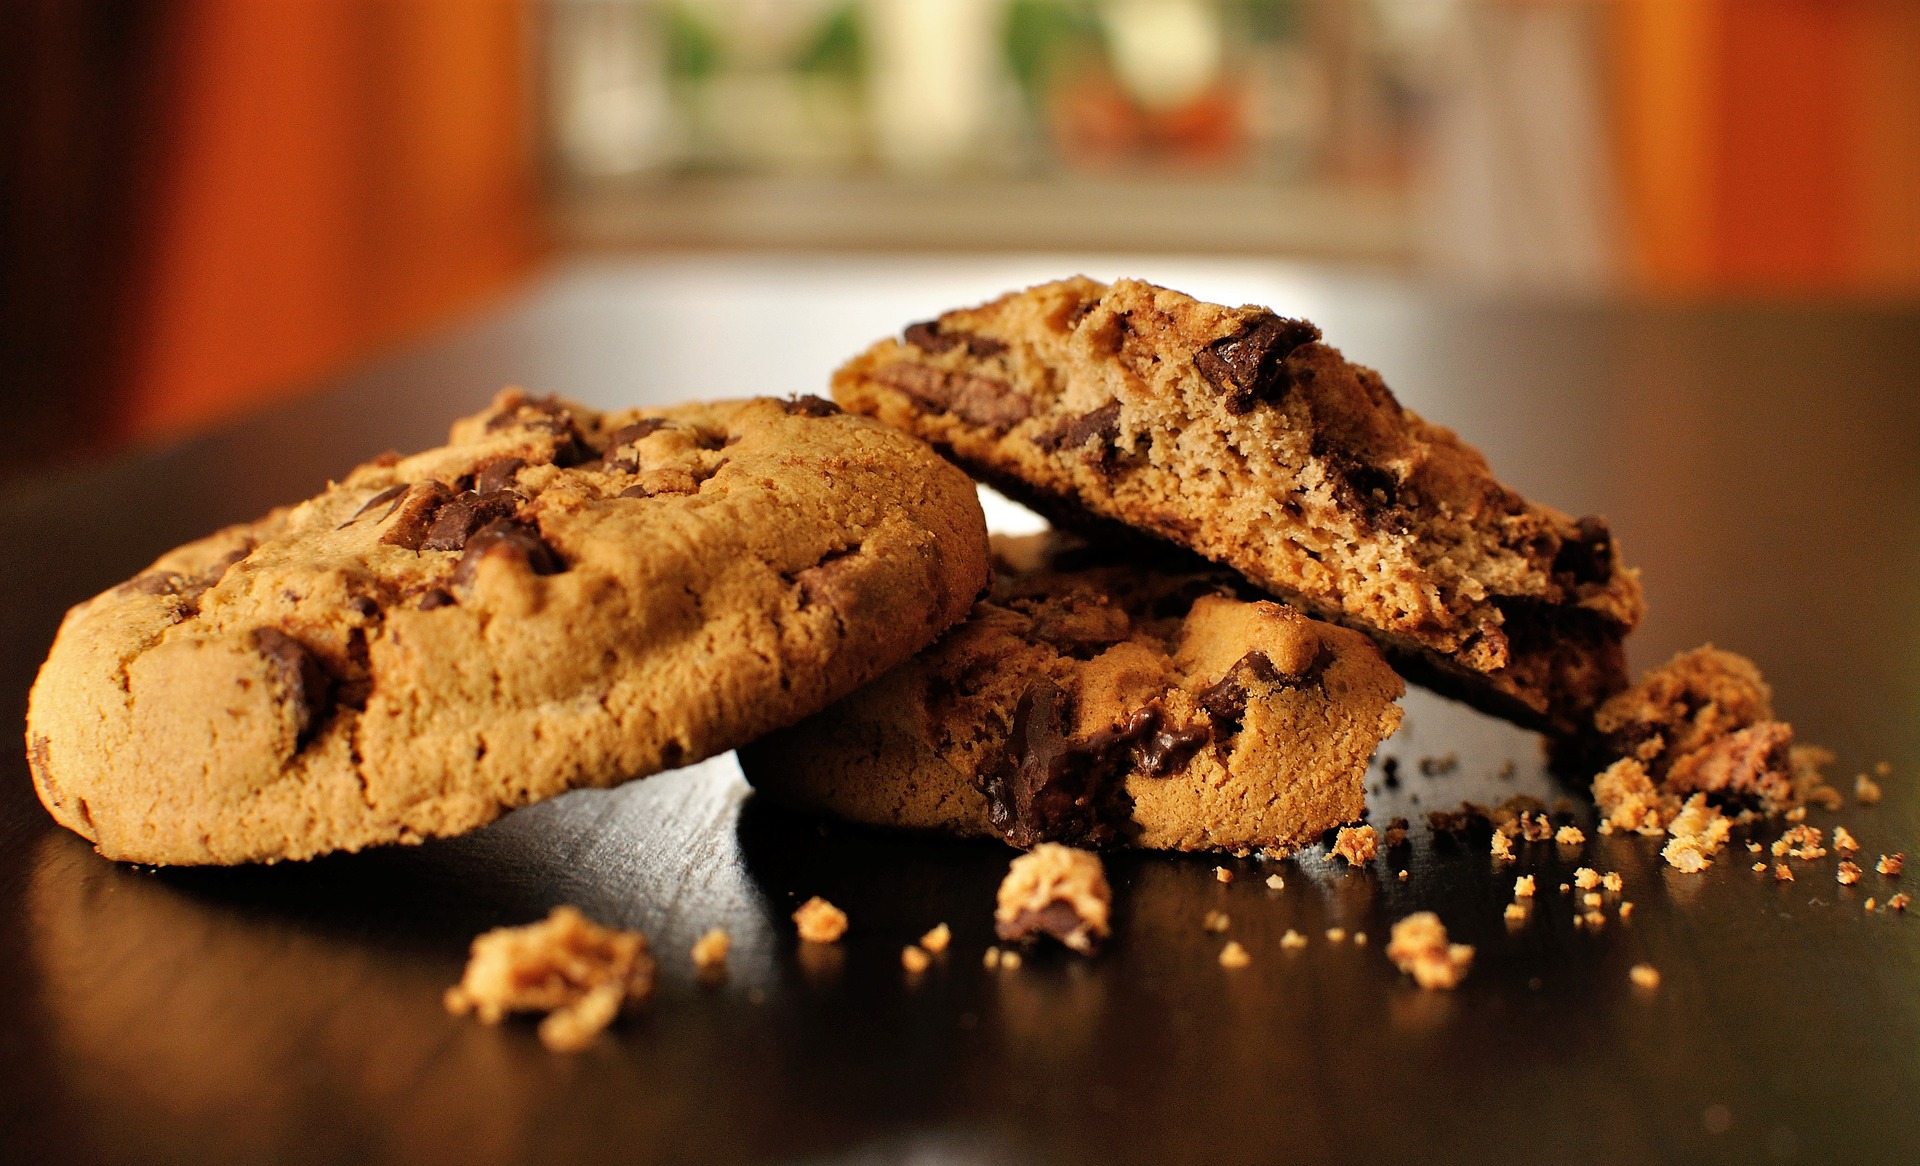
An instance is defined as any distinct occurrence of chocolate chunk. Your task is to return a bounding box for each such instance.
[780,395,841,417]
[793,545,864,615]
[1324,455,1408,535]
[1553,514,1615,585]
[1194,314,1320,413]
[1197,651,1283,733]
[988,679,1135,848]
[339,483,410,528]
[474,458,526,496]
[485,394,568,432]
[346,596,379,618]
[872,362,1031,433]
[617,484,651,500]
[608,418,668,447]
[125,571,187,597]
[418,588,455,610]
[250,627,332,746]
[1039,400,1122,454]
[450,519,562,587]
[422,490,522,552]
[903,320,1008,357]
[996,901,1092,948]
[1135,718,1210,776]
[377,481,455,550]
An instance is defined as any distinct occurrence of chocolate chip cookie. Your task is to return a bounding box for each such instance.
[27,390,989,865]
[831,277,1642,734]
[740,533,1403,855]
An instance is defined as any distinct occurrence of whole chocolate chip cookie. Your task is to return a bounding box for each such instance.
[741,533,1403,855]
[832,277,1643,735]
[27,390,989,865]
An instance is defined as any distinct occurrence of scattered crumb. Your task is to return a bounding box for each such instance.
[1630,963,1661,990]
[1752,862,1768,873]
[444,906,655,1054]
[691,928,730,980]
[1770,839,1788,858]
[1384,816,1410,848]
[1218,941,1251,969]
[1353,932,1368,946]
[1619,902,1635,920]
[1574,867,1601,891]
[1398,869,1409,882]
[1555,825,1586,846]
[996,844,1112,954]
[1203,910,1231,933]
[1281,929,1309,950]
[1515,875,1537,898]
[1386,913,1474,990]
[1583,892,1603,909]
[1879,853,1905,877]
[1774,864,1794,882]
[1865,898,1877,912]
[1489,831,1514,863]
[1582,909,1607,930]
[1876,760,1893,777]
[1519,811,1556,842]
[1837,861,1862,886]
[1593,758,1669,835]
[1000,950,1023,970]
[1857,775,1883,804]
[901,945,931,974]
[1560,883,1571,894]
[1265,873,1286,890]
[1779,824,1826,860]
[1331,825,1379,866]
[1325,927,1347,943]
[793,897,849,944]
[1786,806,1807,822]
[920,923,951,954]
[983,947,1001,969]
[1598,821,1614,835]
[1572,913,1585,929]
[1602,872,1624,894]
[1215,865,1234,884]
[1747,841,1762,853]
[1833,826,1859,854]
[1891,893,1912,912]
[1504,902,1528,925]
[1663,794,1733,873]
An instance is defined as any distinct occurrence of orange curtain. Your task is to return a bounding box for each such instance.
[120,0,542,442]
[1614,0,1920,294]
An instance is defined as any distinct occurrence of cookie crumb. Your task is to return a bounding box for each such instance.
[1398,869,1409,881]
[1786,806,1807,822]
[1560,883,1571,894]
[1891,893,1912,912]
[1514,875,1536,897]
[1774,863,1794,882]
[1865,897,1877,912]
[1752,862,1768,873]
[1331,824,1379,865]
[1582,909,1606,930]
[901,945,931,974]
[1855,774,1882,804]
[1281,928,1308,950]
[1876,760,1893,777]
[1218,941,1251,969]
[1602,872,1624,894]
[794,897,848,944]
[444,906,655,1054]
[1000,949,1023,970]
[920,923,951,953]
[1837,861,1862,886]
[1662,795,1733,873]
[1629,963,1661,990]
[1353,932,1367,946]
[1489,831,1515,863]
[1203,910,1231,933]
[691,928,730,980]
[1619,901,1635,920]
[996,844,1111,954]
[1747,841,1762,853]
[1326,927,1347,943]
[1574,867,1600,891]
[1265,873,1286,890]
[1878,853,1905,877]
[1386,912,1473,990]
[1384,817,1410,848]
[1583,892,1603,909]
[1833,826,1859,854]
[1503,902,1528,925]
[1214,865,1233,883]
[1555,824,1586,846]
[983,946,1001,969]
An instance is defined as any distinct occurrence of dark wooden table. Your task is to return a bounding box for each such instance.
[3,259,1917,1166]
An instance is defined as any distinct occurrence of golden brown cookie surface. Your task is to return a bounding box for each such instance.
[27,391,989,865]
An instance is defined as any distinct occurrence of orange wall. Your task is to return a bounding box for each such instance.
[1615,0,1920,294]
[121,0,541,442]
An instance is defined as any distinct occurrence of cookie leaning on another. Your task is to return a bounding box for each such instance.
[742,532,1403,855]
[832,277,1642,735]
[27,390,989,866]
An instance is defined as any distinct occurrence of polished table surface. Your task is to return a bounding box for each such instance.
[2,257,1917,1166]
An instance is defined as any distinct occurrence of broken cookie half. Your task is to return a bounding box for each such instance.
[741,533,1404,855]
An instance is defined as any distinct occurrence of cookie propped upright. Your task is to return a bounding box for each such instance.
[832,277,1643,735]
[26,391,990,865]
[741,533,1404,855]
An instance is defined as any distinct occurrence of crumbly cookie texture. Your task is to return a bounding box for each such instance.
[792,897,848,944]
[1385,912,1473,990]
[27,390,989,865]
[832,277,1642,734]
[994,843,1111,954]
[1584,645,1832,831]
[444,906,655,1053]
[742,533,1403,854]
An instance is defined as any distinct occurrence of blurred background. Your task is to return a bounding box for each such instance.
[5,0,1918,474]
